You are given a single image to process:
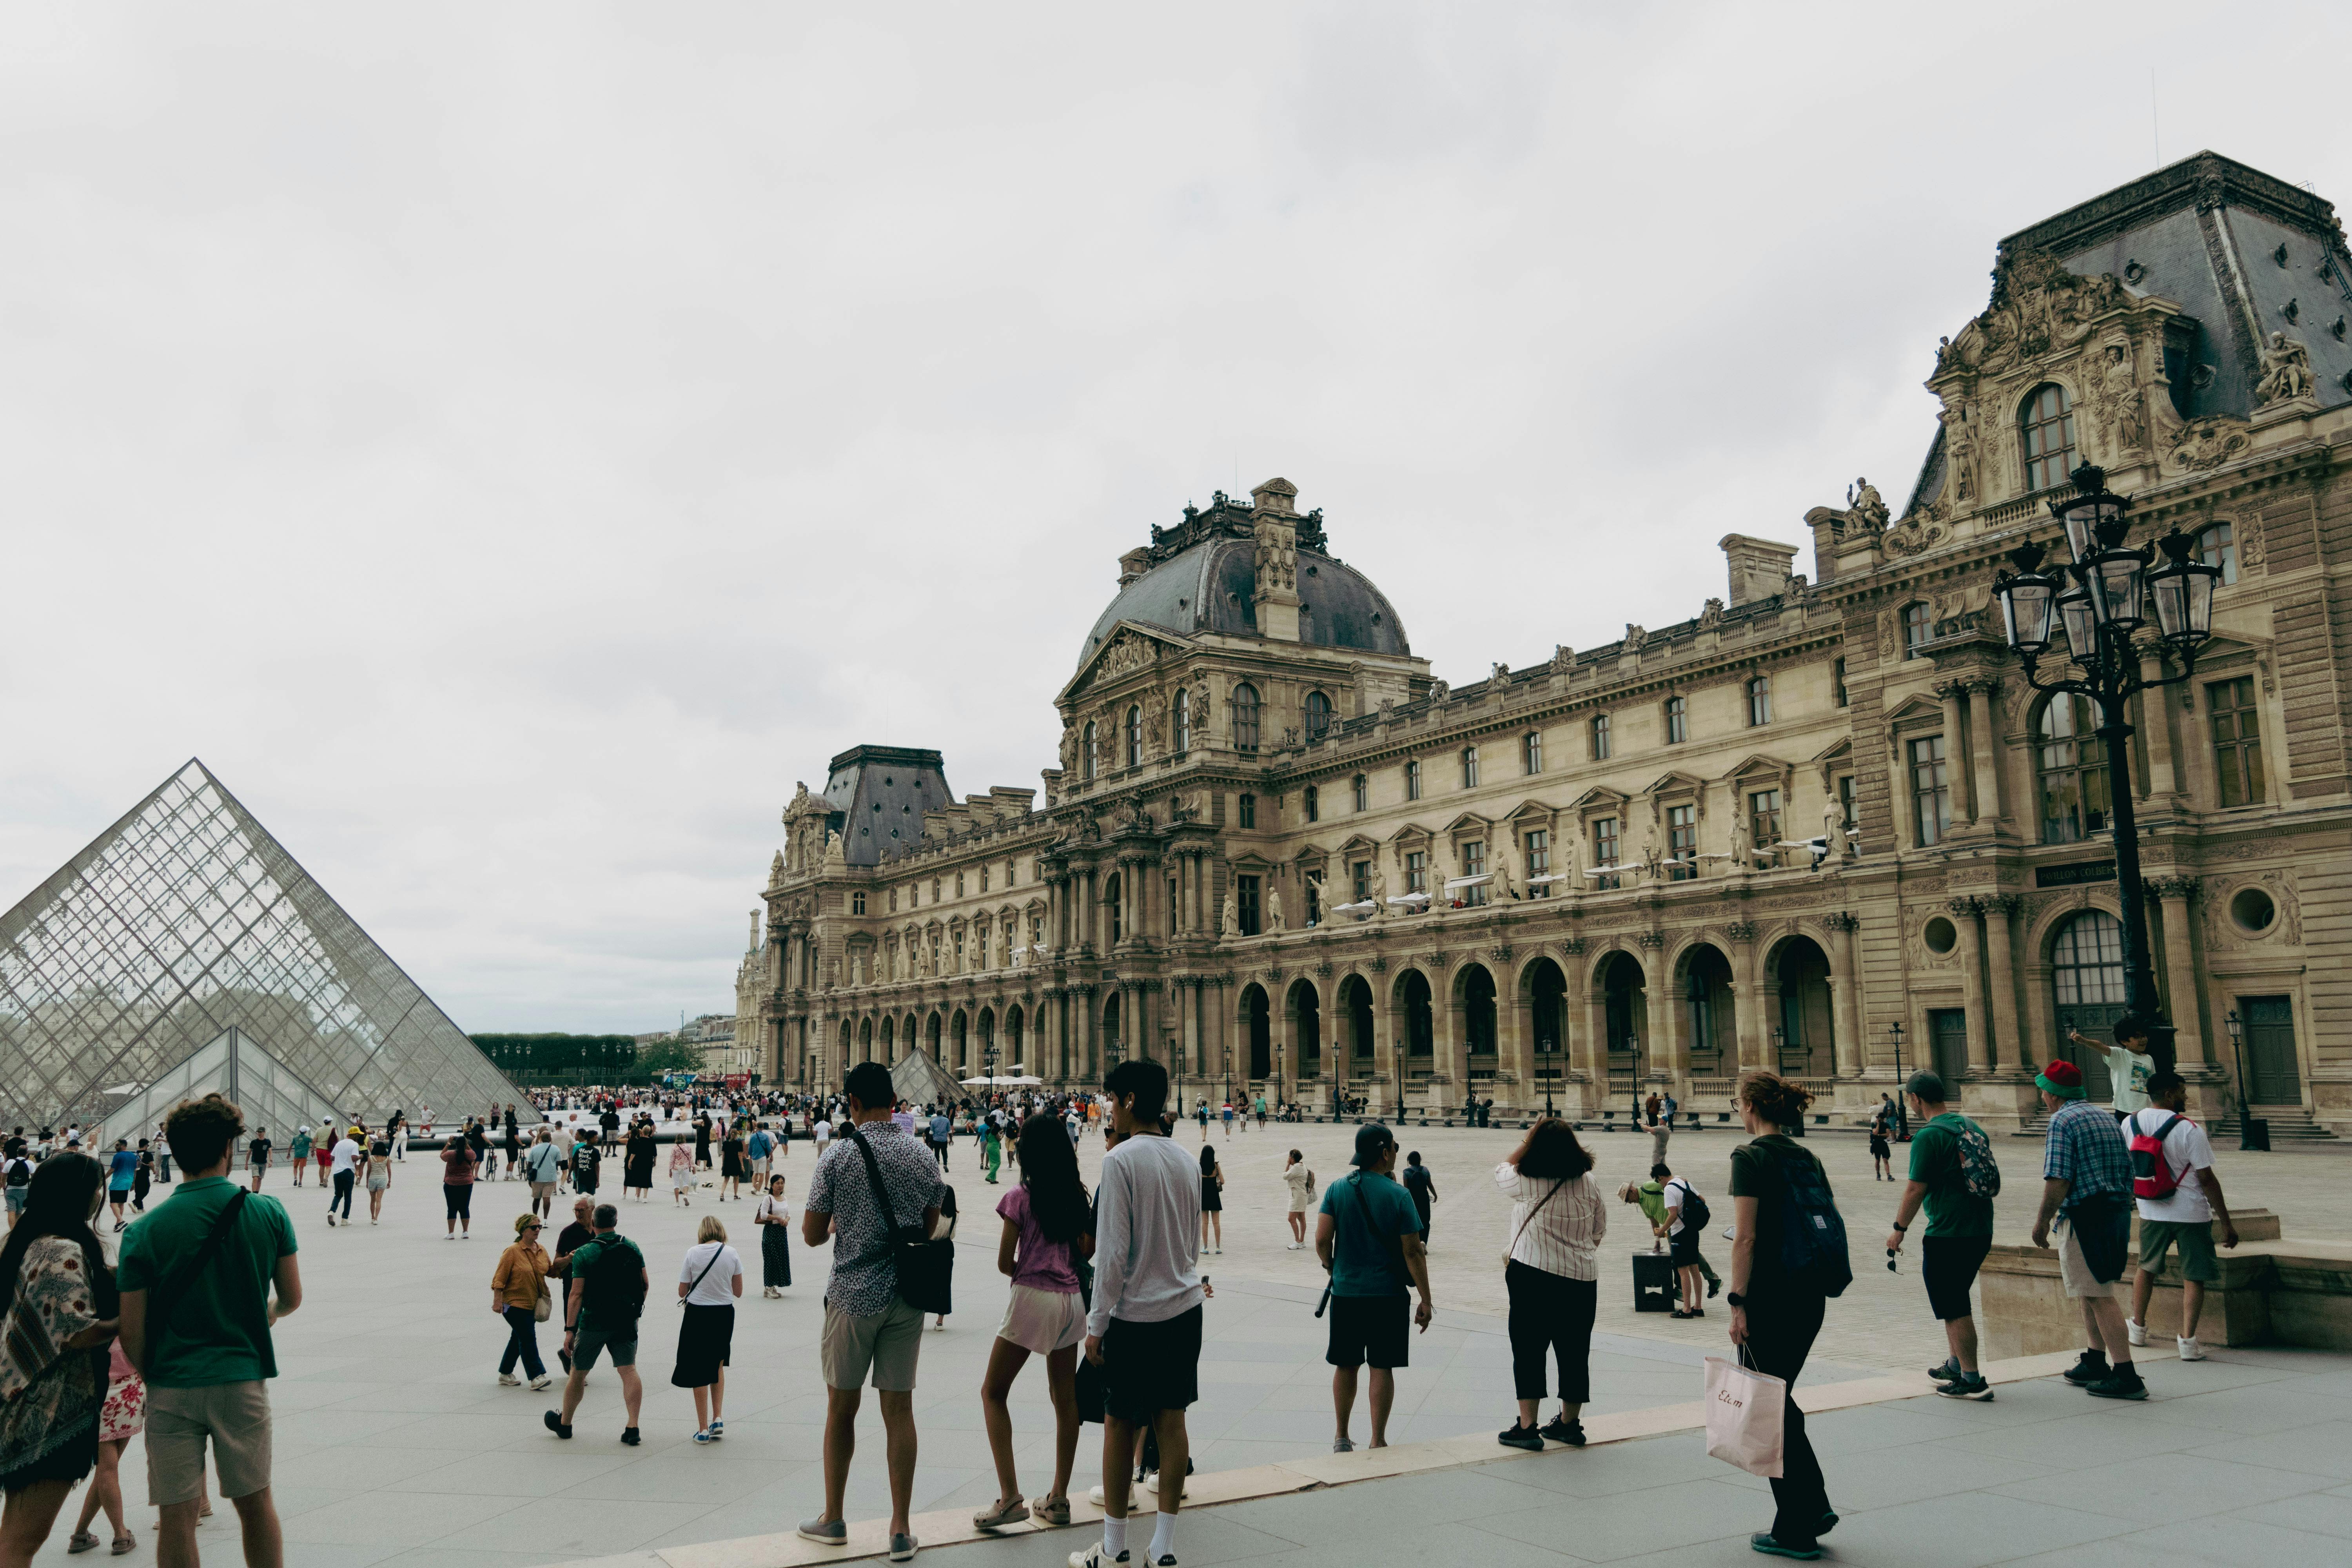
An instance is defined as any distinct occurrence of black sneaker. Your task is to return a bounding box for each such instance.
[1935,1374,1994,1401]
[1926,1356,1960,1382]
[2085,1370,2147,1401]
[1497,1421,1543,1452]
[621,1426,642,1445]
[543,1410,572,1439]
[2061,1352,2109,1386]
[1706,1277,1720,1299]
[1816,1512,1838,1538]
[1538,1416,1586,1447]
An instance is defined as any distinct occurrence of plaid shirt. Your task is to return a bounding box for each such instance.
[2042,1099,2131,1211]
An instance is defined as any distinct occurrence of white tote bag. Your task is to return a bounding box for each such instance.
[1704,1352,1786,1478]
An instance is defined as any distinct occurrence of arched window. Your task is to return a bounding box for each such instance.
[2036,694,2109,844]
[1303,784,1319,823]
[2052,909,2127,1007]
[1173,689,1191,755]
[1903,602,1931,657]
[1304,689,1332,741]
[1461,746,1480,788]
[1352,774,1368,812]
[1125,705,1142,769]
[1590,713,1611,761]
[1664,695,1687,744]
[1405,759,1422,800]
[2022,383,2076,492]
[2198,523,2238,586]
[1746,676,1772,726]
[1523,731,1543,775]
[1082,721,1098,780]
[1231,683,1261,752]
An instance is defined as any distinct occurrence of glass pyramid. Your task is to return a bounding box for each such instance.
[0,760,528,1136]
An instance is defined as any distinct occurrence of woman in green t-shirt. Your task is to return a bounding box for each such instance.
[1726,1072,1838,1561]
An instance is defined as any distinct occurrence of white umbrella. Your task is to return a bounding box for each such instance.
[1441,874,1492,891]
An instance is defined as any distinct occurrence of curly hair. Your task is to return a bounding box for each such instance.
[1737,1071,1815,1129]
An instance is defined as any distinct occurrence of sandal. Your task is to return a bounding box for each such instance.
[1030,1495,1071,1528]
[972,1496,1028,1531]
[68,1532,100,1555]
[113,1537,137,1557]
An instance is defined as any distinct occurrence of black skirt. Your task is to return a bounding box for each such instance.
[1200,1176,1222,1213]
[672,1302,735,1388]
[762,1222,793,1287]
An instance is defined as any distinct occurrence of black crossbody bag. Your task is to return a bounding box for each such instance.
[1316,1173,1407,1318]
[844,1127,954,1315]
[137,1189,252,1378]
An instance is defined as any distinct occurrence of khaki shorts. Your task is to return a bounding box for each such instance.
[531,1181,556,1204]
[821,1296,925,1392]
[146,1381,272,1506]
[2058,1210,2127,1298]
[2140,1219,2221,1283]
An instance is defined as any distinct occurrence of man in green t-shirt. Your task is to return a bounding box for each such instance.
[1885,1071,1996,1400]
[120,1092,302,1568]
[1315,1125,1434,1452]
[545,1202,647,1444]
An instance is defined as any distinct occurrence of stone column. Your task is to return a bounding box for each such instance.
[1368,970,1394,1108]
[1497,953,1531,1104]
[1825,913,1862,1080]
[1981,895,2024,1073]
[1727,923,1763,1070]
[1968,679,2004,826]
[2152,878,2212,1065]
[1078,985,1098,1081]
[1437,960,1468,1109]
[2139,655,2183,801]
[1935,681,1975,823]
[1210,978,1229,1089]
[1561,942,1592,1083]
[1948,897,1992,1074]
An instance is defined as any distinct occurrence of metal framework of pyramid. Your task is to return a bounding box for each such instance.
[0,760,529,1136]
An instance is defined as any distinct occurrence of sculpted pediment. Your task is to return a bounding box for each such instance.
[1058,622,1191,703]
[1935,251,2128,383]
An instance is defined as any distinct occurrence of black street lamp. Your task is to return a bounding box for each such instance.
[1888,1020,1908,1141]
[1996,465,2222,1074]
[2223,1009,2268,1151]
[1538,1040,1557,1118]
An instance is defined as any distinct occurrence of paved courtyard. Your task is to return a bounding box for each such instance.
[41,1122,2350,1568]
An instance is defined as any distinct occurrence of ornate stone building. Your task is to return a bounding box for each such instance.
[740,152,2349,1134]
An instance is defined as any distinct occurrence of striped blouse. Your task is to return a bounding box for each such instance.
[1492,1163,1607,1281]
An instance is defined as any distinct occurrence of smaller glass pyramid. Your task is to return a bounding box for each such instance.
[0,760,528,1134]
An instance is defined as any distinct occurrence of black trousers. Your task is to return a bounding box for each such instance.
[500,1305,546,1378]
[1743,1290,1831,1547]
[329,1169,355,1219]
[1504,1261,1596,1402]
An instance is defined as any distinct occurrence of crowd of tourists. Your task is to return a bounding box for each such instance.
[0,1008,2247,1568]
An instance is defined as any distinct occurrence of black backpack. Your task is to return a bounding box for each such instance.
[581,1236,646,1326]
[1671,1180,1711,1232]
[3,1158,27,1188]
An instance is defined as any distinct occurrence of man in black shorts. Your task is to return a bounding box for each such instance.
[1076,1060,1206,1568]
[1315,1125,1434,1452]
[1886,1071,1998,1400]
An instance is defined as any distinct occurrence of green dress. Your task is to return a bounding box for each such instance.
[980,1125,1001,1182]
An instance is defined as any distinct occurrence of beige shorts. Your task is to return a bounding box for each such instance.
[146,1381,272,1506]
[997,1284,1087,1356]
[820,1296,925,1392]
[2058,1216,2124,1299]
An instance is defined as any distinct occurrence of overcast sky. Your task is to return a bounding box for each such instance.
[4,3,2345,1034]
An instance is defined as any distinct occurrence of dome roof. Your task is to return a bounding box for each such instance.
[1078,534,1411,669]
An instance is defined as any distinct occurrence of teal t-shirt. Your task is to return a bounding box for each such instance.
[1907,1112,1994,1237]
[1317,1171,1422,1297]
[118,1177,298,1387]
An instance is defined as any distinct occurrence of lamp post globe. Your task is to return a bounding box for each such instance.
[1993,465,2219,1074]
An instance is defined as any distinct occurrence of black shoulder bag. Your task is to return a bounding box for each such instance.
[1316,1173,1408,1318]
[137,1189,252,1378]
[844,1126,954,1315]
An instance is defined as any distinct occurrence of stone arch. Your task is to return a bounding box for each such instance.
[1337,973,1377,1071]
[880,1014,897,1062]
[1593,949,1650,1078]
[1102,990,1123,1061]
[858,1015,874,1064]
[1519,955,1568,1060]
[1390,966,1435,1065]
[1452,961,1497,1057]
[837,1017,853,1078]
[950,1008,969,1072]
[925,1010,944,1063]
[1764,932,1834,1076]
[1671,940,1737,1074]
[977,1006,997,1072]
[1286,976,1322,1083]
[1238,982,1271,1081]
[1005,1003,1026,1069]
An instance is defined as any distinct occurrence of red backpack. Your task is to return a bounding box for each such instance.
[2128,1112,2187,1200]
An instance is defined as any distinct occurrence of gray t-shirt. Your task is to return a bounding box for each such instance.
[805,1120,944,1317]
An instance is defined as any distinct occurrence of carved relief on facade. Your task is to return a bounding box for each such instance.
[2201,869,2302,950]
[1950,251,2127,377]
[1096,630,1160,680]
[2168,417,2252,472]
[2256,332,2316,405]
[1252,516,1297,592]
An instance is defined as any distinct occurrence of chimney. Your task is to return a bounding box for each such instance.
[1250,476,1298,515]
[1251,477,1303,641]
[1117,547,1151,588]
[1719,534,1800,606]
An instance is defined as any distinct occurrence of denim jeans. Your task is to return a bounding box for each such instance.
[500,1305,546,1379]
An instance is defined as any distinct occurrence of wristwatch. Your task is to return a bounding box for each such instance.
[1724,1292,1746,1308]
[1890,1220,1908,1232]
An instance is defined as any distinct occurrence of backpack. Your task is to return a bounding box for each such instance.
[2128,1112,2188,1201]
[3,1158,27,1188]
[1770,1150,1852,1298]
[1951,1118,2002,1201]
[581,1236,646,1326]
[1670,1179,1711,1232]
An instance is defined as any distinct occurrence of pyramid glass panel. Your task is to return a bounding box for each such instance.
[0,760,528,1132]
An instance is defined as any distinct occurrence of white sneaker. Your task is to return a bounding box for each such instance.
[2178,1336,2206,1361]
[498,1374,520,1386]
[1068,1547,1129,1568]
[2125,1317,2148,1348]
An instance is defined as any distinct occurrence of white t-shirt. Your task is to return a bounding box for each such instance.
[329,1138,361,1174]
[756,1192,791,1228]
[1661,1177,1694,1237]
[679,1241,742,1305]
[2107,1047,2156,1115]
[813,1121,833,1148]
[2126,1109,2214,1222]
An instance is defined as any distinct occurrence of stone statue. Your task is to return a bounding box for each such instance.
[1058,725,1077,774]
[1846,477,1889,532]
[1368,861,1388,911]
[824,829,844,863]
[1639,830,1661,879]
[1266,886,1285,933]
[1698,597,1725,628]
[1623,624,1647,651]
[1550,644,1574,673]
[1727,816,1752,873]
[1429,679,1450,703]
[768,851,785,886]
[2257,331,2315,404]
[1492,661,1512,685]
[789,781,810,812]
[1220,893,1238,938]
[1824,798,1843,850]
[1490,849,1516,900]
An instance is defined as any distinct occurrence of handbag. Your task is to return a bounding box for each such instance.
[532,1276,554,1323]
[844,1127,954,1315]
[1703,1348,1786,1478]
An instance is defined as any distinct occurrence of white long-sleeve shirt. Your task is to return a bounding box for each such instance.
[1085,1133,1203,1338]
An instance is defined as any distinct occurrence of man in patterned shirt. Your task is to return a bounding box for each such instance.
[2029,1060,2143,1400]
[798,1062,944,1563]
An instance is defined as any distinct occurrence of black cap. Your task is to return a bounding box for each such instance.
[1351,1123,1396,1168]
